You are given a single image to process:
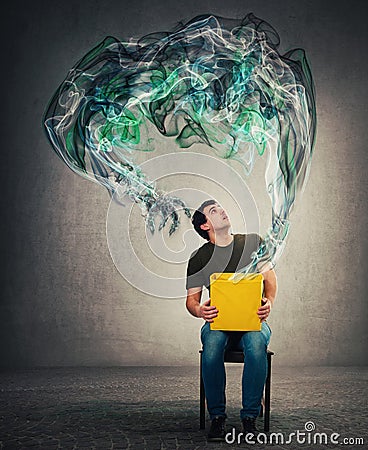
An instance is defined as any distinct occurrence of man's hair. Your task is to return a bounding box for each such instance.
[191,199,217,241]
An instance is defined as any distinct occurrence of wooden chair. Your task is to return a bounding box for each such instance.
[199,349,274,432]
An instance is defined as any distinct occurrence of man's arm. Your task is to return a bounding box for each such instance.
[186,287,219,322]
[262,268,277,306]
[258,268,277,321]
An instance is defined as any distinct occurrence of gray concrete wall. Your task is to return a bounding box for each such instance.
[1,0,367,367]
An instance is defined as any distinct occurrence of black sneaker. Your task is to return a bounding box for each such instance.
[207,416,226,441]
[242,416,258,435]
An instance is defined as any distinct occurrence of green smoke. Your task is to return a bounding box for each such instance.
[43,13,316,271]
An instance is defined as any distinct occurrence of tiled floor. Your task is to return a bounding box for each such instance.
[0,365,367,449]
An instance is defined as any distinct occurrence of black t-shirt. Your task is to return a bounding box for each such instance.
[186,233,262,293]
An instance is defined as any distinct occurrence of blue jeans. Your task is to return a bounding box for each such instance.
[200,321,272,420]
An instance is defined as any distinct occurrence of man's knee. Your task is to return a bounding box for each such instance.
[201,328,228,362]
[240,332,267,359]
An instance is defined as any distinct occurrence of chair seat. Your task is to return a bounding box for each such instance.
[199,348,274,363]
[224,349,274,363]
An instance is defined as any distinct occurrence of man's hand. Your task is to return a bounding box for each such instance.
[258,297,272,322]
[199,299,218,323]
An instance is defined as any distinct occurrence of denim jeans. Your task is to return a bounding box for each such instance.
[200,320,272,420]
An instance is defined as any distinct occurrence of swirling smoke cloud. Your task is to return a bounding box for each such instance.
[43,13,316,275]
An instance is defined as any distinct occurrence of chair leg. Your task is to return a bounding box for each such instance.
[264,352,272,432]
[199,352,206,429]
[259,396,264,418]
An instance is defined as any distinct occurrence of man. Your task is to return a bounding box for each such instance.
[186,199,277,441]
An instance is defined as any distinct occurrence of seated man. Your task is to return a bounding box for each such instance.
[186,199,277,441]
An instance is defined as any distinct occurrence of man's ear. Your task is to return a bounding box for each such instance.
[200,222,209,231]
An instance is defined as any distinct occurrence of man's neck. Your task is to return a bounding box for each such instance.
[209,231,234,247]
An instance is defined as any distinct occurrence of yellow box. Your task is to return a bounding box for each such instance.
[209,273,263,331]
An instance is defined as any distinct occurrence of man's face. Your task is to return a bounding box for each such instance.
[200,203,231,234]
